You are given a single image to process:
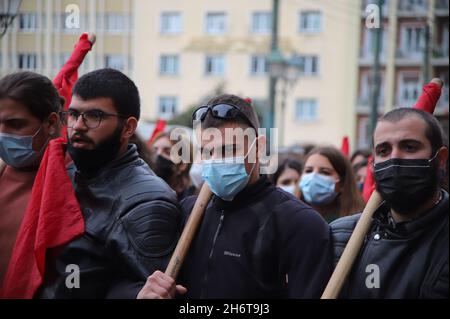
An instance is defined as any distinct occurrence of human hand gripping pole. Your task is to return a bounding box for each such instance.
[321,191,383,299]
[165,182,213,279]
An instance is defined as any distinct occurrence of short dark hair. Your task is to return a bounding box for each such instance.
[73,68,140,120]
[377,107,447,154]
[0,71,62,121]
[271,158,303,185]
[350,149,371,164]
[200,94,260,133]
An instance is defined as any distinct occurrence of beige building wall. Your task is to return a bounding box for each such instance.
[1,0,133,80]
[133,0,360,149]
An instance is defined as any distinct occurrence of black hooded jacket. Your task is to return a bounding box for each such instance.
[178,176,333,299]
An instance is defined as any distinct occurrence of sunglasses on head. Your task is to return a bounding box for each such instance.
[192,103,256,132]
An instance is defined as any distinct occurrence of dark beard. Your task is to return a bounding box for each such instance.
[376,163,440,216]
[67,125,123,174]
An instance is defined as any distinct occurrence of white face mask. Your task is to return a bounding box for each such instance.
[279,184,296,195]
[189,162,204,188]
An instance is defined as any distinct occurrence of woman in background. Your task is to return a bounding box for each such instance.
[271,158,303,198]
[300,146,364,222]
[151,130,195,201]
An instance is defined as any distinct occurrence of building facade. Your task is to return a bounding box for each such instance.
[356,0,449,148]
[3,1,447,150]
[1,0,133,80]
[132,0,361,148]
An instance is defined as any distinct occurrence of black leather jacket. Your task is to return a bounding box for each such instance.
[330,190,449,299]
[38,144,182,298]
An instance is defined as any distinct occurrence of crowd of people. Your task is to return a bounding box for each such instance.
[0,64,448,299]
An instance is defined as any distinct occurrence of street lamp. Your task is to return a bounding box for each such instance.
[0,0,22,38]
[267,52,302,147]
[267,49,286,79]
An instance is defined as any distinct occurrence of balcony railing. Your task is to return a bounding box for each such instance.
[433,44,449,59]
[396,48,423,60]
[398,0,428,12]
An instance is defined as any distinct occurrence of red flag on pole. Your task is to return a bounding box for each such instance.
[148,119,167,145]
[53,33,95,139]
[413,79,443,113]
[340,136,350,157]
[362,155,376,203]
[1,138,84,299]
[52,33,94,111]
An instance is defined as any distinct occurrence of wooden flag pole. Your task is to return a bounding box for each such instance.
[0,159,5,174]
[165,183,213,279]
[321,191,383,299]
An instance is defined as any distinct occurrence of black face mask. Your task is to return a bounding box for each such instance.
[374,152,440,215]
[67,125,123,174]
[154,154,175,181]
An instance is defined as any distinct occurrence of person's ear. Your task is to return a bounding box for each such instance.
[256,135,267,160]
[46,112,60,137]
[122,117,138,139]
[335,180,342,193]
[437,146,448,169]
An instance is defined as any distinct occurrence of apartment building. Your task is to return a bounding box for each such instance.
[356,0,449,148]
[133,0,361,148]
[0,0,134,79]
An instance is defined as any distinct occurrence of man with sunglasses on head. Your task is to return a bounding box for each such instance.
[137,94,332,299]
[37,68,182,298]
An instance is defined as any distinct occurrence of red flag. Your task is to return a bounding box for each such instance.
[53,33,94,139]
[413,81,442,113]
[148,119,167,145]
[362,155,376,203]
[53,33,94,111]
[340,136,350,157]
[1,138,84,299]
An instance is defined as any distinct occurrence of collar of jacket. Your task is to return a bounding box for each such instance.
[73,143,140,183]
[212,175,274,210]
[372,189,449,237]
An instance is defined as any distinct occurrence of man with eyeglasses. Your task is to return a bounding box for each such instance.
[37,68,182,298]
[137,94,332,299]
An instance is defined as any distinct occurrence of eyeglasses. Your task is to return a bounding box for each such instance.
[192,103,256,131]
[59,109,126,129]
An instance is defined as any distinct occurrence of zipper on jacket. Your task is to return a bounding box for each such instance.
[200,210,225,298]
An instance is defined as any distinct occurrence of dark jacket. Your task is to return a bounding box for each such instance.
[38,144,182,298]
[330,190,449,299]
[178,176,333,299]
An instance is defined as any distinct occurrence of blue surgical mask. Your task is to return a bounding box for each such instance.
[0,126,46,169]
[299,172,338,206]
[202,139,257,201]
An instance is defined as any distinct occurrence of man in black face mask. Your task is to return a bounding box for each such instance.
[37,68,182,298]
[331,107,448,298]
